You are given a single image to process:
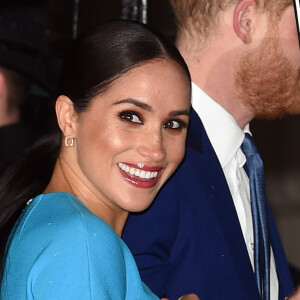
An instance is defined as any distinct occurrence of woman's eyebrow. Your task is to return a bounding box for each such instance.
[169,110,190,117]
[113,98,152,111]
[113,98,190,117]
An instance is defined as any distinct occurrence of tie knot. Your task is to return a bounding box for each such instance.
[241,133,259,158]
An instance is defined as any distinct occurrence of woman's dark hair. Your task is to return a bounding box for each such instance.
[58,21,190,112]
[0,20,190,275]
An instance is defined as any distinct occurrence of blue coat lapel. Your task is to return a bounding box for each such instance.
[187,108,259,295]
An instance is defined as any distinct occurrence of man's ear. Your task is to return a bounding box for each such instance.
[55,95,78,138]
[233,0,258,43]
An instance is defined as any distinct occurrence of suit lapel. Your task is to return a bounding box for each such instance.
[188,108,259,294]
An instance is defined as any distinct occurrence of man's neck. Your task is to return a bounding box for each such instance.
[177,35,254,129]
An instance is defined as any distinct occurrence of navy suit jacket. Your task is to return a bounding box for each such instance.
[123,108,294,300]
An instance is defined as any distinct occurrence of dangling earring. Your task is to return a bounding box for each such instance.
[64,136,74,147]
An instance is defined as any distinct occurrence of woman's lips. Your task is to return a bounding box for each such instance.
[118,162,163,188]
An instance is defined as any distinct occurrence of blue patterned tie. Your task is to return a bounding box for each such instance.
[242,133,270,300]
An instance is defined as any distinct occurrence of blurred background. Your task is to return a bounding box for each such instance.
[0,0,299,284]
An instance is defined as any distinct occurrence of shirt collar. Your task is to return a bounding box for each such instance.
[191,82,250,168]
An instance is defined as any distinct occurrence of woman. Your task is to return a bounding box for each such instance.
[0,21,197,299]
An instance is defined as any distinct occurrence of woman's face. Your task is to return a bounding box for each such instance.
[64,59,190,215]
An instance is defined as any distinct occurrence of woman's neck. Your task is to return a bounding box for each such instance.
[44,157,128,237]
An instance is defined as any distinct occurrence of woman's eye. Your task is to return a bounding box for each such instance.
[119,111,142,124]
[164,120,185,130]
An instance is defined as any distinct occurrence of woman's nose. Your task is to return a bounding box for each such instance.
[137,130,166,162]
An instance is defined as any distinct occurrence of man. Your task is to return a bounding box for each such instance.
[0,3,59,177]
[0,66,33,176]
[123,0,300,299]
[0,67,29,127]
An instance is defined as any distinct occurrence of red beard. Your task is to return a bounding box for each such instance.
[235,35,300,119]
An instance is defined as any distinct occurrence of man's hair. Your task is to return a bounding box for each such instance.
[169,0,292,43]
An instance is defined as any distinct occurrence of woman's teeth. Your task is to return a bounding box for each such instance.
[118,163,158,179]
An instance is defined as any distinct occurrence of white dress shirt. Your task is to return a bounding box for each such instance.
[192,82,278,300]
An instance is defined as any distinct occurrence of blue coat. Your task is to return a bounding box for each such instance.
[123,108,294,300]
[2,192,158,300]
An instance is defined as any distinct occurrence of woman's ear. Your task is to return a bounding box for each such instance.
[55,95,78,138]
[233,0,258,43]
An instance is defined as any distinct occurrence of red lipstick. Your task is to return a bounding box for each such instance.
[118,162,163,188]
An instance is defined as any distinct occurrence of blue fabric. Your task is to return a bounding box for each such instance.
[1,192,159,300]
[242,133,270,299]
[123,108,294,300]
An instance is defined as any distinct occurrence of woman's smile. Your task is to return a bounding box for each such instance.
[118,162,163,188]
